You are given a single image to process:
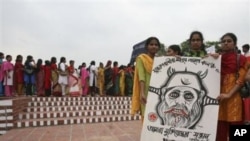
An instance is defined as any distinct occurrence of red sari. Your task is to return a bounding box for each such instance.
[44,65,51,96]
[14,62,24,95]
[35,65,45,96]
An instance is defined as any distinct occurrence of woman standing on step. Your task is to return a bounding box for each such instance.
[35,59,45,96]
[81,62,89,96]
[131,37,160,122]
[24,55,36,96]
[14,55,24,96]
[68,60,80,96]
[3,55,14,97]
[51,57,61,96]
[88,60,97,96]
[58,57,68,96]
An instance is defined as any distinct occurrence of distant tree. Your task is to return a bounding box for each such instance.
[205,41,221,53]
[180,40,190,54]
[156,43,166,57]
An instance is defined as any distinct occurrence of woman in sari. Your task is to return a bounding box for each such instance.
[81,63,89,96]
[3,55,14,97]
[14,55,24,96]
[68,60,80,96]
[125,63,134,96]
[119,65,125,96]
[35,59,45,96]
[112,61,119,96]
[183,31,207,57]
[58,57,68,96]
[97,62,105,96]
[131,37,160,121]
[104,60,113,96]
[51,57,61,96]
[44,60,51,96]
[216,33,247,141]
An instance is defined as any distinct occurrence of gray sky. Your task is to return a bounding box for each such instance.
[1,0,250,67]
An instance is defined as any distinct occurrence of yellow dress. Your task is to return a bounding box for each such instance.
[119,69,125,96]
[131,54,153,117]
[97,67,105,96]
[219,52,247,122]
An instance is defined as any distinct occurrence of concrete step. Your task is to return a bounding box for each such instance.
[30,96,132,102]
[19,109,131,119]
[6,96,141,129]
[15,114,141,128]
[28,100,131,107]
[25,104,131,112]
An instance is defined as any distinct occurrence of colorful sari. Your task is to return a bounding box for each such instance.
[14,62,24,96]
[51,63,61,96]
[44,65,51,96]
[112,66,119,96]
[119,69,125,96]
[97,67,105,96]
[81,67,89,96]
[35,66,45,96]
[68,68,80,96]
[3,61,14,96]
[131,54,153,117]
[216,51,247,141]
[125,67,134,96]
[219,52,247,121]
[104,67,113,95]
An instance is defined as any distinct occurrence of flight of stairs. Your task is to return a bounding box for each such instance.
[15,96,141,128]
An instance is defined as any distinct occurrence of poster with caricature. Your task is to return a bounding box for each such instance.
[140,56,221,141]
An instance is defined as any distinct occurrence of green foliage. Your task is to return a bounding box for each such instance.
[205,41,221,52]
[156,43,166,56]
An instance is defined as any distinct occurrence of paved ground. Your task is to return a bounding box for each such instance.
[0,121,142,141]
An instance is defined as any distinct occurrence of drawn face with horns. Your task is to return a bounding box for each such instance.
[157,68,208,129]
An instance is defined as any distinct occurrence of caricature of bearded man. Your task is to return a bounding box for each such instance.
[156,70,207,129]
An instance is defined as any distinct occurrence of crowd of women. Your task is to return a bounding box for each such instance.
[0,53,134,97]
[131,31,250,141]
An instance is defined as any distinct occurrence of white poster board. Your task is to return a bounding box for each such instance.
[141,56,221,141]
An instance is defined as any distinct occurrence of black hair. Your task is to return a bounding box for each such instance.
[144,37,160,51]
[69,60,74,64]
[113,61,118,67]
[168,44,182,55]
[90,60,95,65]
[58,57,66,71]
[188,31,207,55]
[51,57,57,64]
[6,55,11,60]
[15,55,23,62]
[242,44,250,50]
[35,59,43,73]
[27,55,33,61]
[45,60,50,66]
[60,57,66,63]
[220,32,237,45]
[189,31,204,43]
[82,62,86,67]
